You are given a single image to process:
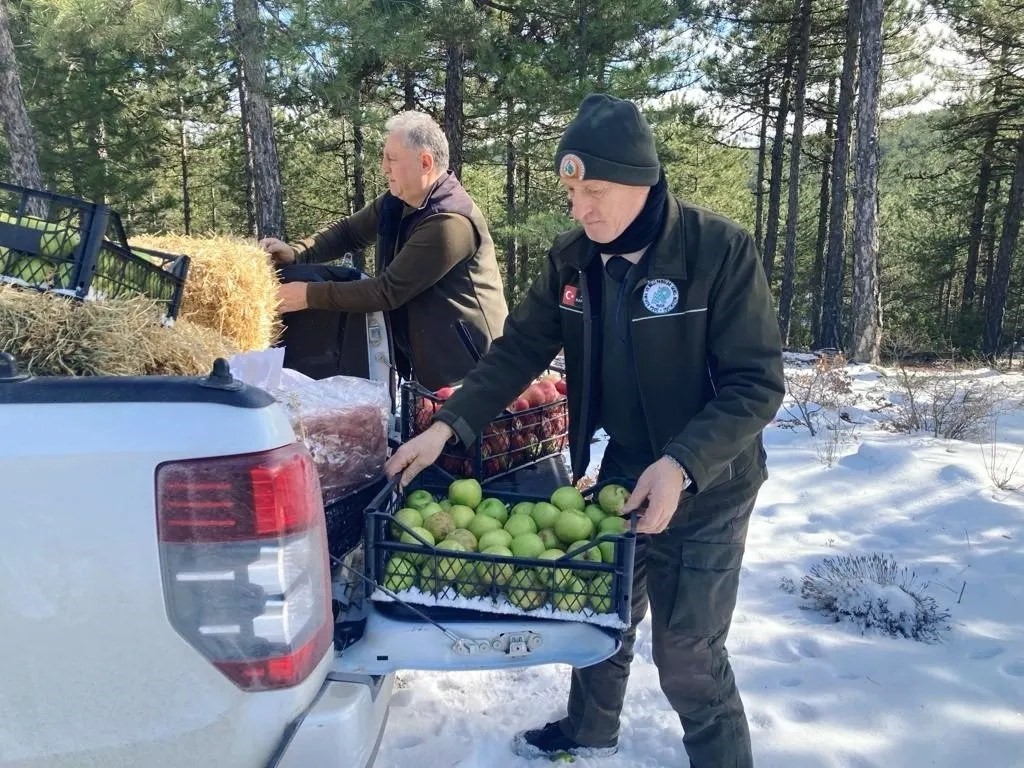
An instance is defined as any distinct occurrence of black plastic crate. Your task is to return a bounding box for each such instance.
[324,475,388,559]
[363,479,637,629]
[401,380,569,484]
[0,181,189,318]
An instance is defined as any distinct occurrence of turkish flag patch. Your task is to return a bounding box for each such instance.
[562,285,578,306]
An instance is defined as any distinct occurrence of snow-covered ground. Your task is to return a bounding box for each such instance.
[375,359,1024,767]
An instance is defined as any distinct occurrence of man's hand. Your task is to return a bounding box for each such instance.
[621,456,688,535]
[259,237,297,265]
[385,421,454,489]
[277,281,309,314]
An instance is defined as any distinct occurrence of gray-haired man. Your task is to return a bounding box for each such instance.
[263,111,508,390]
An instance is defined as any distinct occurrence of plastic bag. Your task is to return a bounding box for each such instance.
[272,374,390,501]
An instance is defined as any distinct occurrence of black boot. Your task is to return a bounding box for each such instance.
[511,721,618,760]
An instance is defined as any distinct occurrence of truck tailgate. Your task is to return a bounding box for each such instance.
[0,390,331,768]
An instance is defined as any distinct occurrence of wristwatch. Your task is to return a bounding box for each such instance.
[663,454,693,490]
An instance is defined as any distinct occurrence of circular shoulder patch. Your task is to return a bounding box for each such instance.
[559,153,586,180]
[642,279,679,314]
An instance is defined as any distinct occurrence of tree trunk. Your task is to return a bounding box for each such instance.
[178,97,192,236]
[762,43,795,282]
[978,177,995,315]
[850,0,883,364]
[817,0,861,350]
[403,66,416,111]
[519,156,531,286]
[351,115,367,272]
[754,74,771,252]
[235,60,256,236]
[444,41,465,178]
[777,0,813,345]
[811,77,837,345]
[0,0,44,206]
[233,0,285,238]
[982,129,1024,359]
[962,135,998,316]
[505,137,518,304]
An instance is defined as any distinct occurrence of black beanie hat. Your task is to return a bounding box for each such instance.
[554,94,660,186]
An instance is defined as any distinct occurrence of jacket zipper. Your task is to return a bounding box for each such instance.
[574,268,594,480]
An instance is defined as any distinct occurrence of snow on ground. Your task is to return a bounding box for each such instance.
[375,360,1024,767]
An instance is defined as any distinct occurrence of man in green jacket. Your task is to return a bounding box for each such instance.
[386,94,784,766]
[261,111,508,390]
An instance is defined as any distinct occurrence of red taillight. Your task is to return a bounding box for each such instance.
[157,443,319,542]
[155,444,332,692]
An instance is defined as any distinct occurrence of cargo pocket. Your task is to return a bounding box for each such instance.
[664,542,745,635]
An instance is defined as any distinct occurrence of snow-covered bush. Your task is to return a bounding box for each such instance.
[783,354,854,437]
[887,365,1002,440]
[800,554,950,643]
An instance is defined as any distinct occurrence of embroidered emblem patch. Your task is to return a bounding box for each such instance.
[562,285,579,306]
[559,153,586,180]
[642,279,679,314]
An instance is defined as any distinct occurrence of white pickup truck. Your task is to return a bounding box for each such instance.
[0,351,620,768]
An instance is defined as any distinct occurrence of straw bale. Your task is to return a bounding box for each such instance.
[0,285,237,377]
[130,234,282,352]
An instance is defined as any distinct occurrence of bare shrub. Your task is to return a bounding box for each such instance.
[887,360,1003,440]
[783,353,854,437]
[980,417,1024,491]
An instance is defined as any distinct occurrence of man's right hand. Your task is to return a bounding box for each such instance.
[385,421,454,489]
[259,237,297,265]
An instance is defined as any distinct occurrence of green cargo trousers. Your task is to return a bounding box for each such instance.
[559,489,756,768]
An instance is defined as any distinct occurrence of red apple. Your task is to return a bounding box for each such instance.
[554,379,567,396]
[435,386,456,400]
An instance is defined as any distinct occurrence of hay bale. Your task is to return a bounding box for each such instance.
[0,285,238,377]
[130,234,282,352]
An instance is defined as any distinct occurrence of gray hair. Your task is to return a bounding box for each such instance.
[385,111,450,173]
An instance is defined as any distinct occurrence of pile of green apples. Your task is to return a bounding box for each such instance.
[381,477,632,616]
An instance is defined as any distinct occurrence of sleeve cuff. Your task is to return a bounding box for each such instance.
[433,409,478,448]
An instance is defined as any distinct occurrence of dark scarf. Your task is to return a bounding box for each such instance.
[595,169,668,256]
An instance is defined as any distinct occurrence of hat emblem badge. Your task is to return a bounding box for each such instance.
[560,153,586,180]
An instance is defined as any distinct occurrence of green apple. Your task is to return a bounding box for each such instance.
[418,501,444,522]
[477,528,513,551]
[554,510,595,545]
[439,499,452,512]
[510,501,535,517]
[435,539,468,581]
[399,526,435,563]
[449,504,476,529]
[419,561,446,595]
[448,477,483,510]
[510,532,546,559]
[422,510,455,541]
[468,514,502,539]
[583,503,607,527]
[391,507,423,538]
[448,528,478,552]
[536,548,572,587]
[598,540,616,564]
[476,498,509,525]
[597,483,630,515]
[553,575,586,613]
[504,513,538,537]
[550,485,585,512]
[598,515,628,535]
[566,539,602,578]
[537,528,560,550]
[478,545,515,586]
[405,489,435,510]
[383,556,417,592]
[530,501,561,530]
[588,573,614,613]
[506,569,545,610]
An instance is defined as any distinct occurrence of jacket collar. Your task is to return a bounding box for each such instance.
[565,196,687,281]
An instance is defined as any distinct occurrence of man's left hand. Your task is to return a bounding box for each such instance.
[621,456,688,535]
[277,281,309,313]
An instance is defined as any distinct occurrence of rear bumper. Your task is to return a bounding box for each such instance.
[273,673,394,768]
